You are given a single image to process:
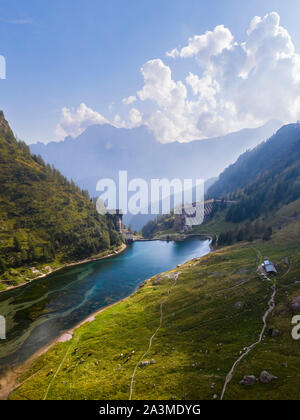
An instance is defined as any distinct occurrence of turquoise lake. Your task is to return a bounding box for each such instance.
[0,238,210,375]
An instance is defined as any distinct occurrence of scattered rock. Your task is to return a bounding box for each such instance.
[150,359,156,365]
[139,360,150,367]
[213,394,218,400]
[240,375,256,386]
[259,371,277,384]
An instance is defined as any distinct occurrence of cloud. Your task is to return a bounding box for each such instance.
[55,12,300,143]
[129,108,142,126]
[166,25,234,66]
[55,103,109,139]
[136,59,201,142]
[122,95,137,105]
[122,12,300,143]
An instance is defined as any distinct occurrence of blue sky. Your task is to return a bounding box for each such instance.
[1,0,300,143]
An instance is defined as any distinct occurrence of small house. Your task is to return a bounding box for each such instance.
[263,260,277,275]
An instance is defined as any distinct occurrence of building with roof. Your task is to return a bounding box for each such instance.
[263,260,277,275]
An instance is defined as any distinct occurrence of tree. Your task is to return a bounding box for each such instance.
[211,235,217,247]
[28,241,38,262]
[263,226,272,241]
[13,236,21,252]
[237,229,244,242]
[0,257,6,274]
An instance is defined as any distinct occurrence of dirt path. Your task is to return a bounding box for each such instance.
[42,335,80,400]
[220,274,277,400]
[129,272,180,401]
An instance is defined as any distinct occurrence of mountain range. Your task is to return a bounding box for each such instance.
[30,120,281,229]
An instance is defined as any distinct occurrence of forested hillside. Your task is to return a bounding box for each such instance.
[207,124,300,224]
[208,123,300,198]
[203,123,300,246]
[142,123,300,244]
[0,112,121,288]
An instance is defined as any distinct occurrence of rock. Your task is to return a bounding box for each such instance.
[259,371,277,384]
[271,329,280,337]
[289,296,300,311]
[150,359,156,365]
[283,257,290,265]
[235,301,244,310]
[240,375,256,386]
[139,360,150,367]
[213,394,218,400]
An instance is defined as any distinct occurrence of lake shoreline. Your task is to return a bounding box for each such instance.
[0,243,127,295]
[0,294,129,400]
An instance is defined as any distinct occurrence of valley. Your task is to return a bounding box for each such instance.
[8,216,300,400]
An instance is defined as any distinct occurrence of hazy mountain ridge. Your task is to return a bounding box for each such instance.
[30,120,281,230]
[31,120,282,193]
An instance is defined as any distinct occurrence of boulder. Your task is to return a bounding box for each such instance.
[283,257,290,265]
[235,301,244,310]
[259,371,277,384]
[240,375,256,386]
[290,296,300,311]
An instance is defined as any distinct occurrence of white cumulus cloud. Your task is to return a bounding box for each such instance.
[129,108,142,126]
[55,103,109,139]
[122,95,137,105]
[166,24,234,66]
[123,12,300,143]
[55,12,300,144]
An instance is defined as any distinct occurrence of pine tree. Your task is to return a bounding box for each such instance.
[0,257,6,274]
[13,236,21,252]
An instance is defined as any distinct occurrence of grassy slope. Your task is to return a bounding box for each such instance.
[10,212,300,400]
